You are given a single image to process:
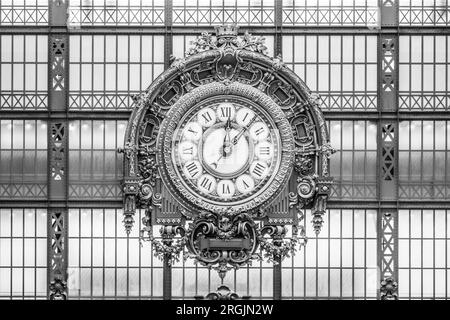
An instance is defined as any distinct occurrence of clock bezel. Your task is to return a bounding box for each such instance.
[156,81,295,215]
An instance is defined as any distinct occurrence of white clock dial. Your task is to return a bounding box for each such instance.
[197,108,217,127]
[216,180,235,198]
[255,141,274,161]
[216,102,236,121]
[202,127,249,177]
[169,94,287,209]
[178,141,197,162]
[183,122,203,141]
[235,174,255,194]
[197,174,216,194]
[249,160,269,180]
[183,160,203,179]
[249,122,270,141]
[235,108,255,127]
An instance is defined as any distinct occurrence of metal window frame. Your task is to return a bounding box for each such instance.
[0,0,450,300]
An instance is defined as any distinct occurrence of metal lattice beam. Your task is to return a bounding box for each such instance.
[377,0,399,300]
[47,0,69,300]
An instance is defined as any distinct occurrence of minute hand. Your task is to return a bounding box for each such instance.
[231,116,257,145]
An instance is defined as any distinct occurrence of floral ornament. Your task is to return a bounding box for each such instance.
[185,31,217,56]
[258,213,307,264]
[140,210,186,266]
[184,26,268,58]
[149,235,186,266]
[380,277,398,300]
[49,278,67,300]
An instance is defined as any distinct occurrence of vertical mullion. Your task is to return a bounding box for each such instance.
[114,209,117,299]
[433,209,435,299]
[90,209,93,299]
[364,209,367,299]
[78,209,81,298]
[340,208,343,299]
[34,208,38,299]
[22,208,25,299]
[421,209,423,299]
[22,35,25,110]
[10,135,13,300]
[446,123,449,299]
[408,209,411,299]
[327,205,330,299]
[126,34,131,298]
[102,208,105,298]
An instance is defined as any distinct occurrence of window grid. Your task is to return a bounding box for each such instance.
[282,0,379,27]
[328,120,377,200]
[0,35,48,110]
[69,35,164,110]
[0,0,48,26]
[68,0,165,27]
[68,120,127,200]
[399,120,450,199]
[283,35,378,111]
[0,208,47,300]
[398,209,450,299]
[281,209,378,299]
[1,0,450,302]
[399,0,450,26]
[68,209,163,299]
[171,220,273,299]
[399,35,449,111]
[172,0,275,26]
[0,120,47,199]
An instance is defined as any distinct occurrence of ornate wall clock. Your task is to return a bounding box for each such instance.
[121,25,334,276]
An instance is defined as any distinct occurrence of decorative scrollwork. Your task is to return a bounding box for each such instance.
[235,61,263,86]
[185,25,267,58]
[259,212,307,264]
[121,26,334,271]
[49,278,67,300]
[140,210,186,266]
[380,277,398,300]
[155,80,184,109]
[291,115,315,147]
[267,80,297,109]
[184,211,260,278]
[294,156,314,176]
[202,285,242,300]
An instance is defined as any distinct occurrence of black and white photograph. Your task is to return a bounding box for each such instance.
[0,0,449,308]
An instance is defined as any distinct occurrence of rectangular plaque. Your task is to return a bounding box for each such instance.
[199,239,251,251]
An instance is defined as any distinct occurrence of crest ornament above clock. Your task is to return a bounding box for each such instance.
[121,25,335,273]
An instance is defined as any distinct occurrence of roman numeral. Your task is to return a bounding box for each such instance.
[252,163,265,177]
[242,112,249,122]
[222,184,231,194]
[183,146,194,155]
[187,128,198,134]
[242,180,250,189]
[185,162,199,177]
[255,127,265,136]
[199,177,213,191]
[201,112,213,122]
[220,107,231,118]
[259,146,270,155]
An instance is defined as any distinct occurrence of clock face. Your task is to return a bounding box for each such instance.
[172,96,281,205]
[157,82,294,214]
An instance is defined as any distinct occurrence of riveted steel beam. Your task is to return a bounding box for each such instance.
[47,0,69,300]
[377,0,399,300]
